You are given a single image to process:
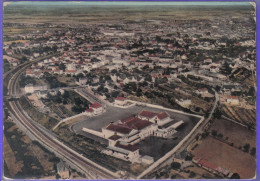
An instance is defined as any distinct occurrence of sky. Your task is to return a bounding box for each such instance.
[4,1,252,7]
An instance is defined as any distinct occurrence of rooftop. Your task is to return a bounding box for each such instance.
[106,123,133,134]
[156,112,169,120]
[115,97,126,101]
[90,102,102,109]
[139,110,157,118]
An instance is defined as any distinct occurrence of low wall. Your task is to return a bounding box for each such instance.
[112,102,136,109]
[53,112,87,130]
[82,127,104,138]
[127,100,203,119]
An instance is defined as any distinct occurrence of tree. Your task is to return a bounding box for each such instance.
[185,155,193,161]
[211,130,218,137]
[189,171,196,178]
[74,97,83,105]
[213,108,222,119]
[221,61,232,75]
[56,174,61,179]
[171,174,177,179]
[218,133,223,139]
[231,173,240,179]
[63,91,70,99]
[171,162,181,170]
[243,143,250,153]
[248,86,255,97]
[145,75,152,82]
[250,147,256,156]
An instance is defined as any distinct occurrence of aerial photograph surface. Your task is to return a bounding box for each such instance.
[2,1,257,180]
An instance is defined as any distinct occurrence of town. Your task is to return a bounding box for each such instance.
[3,2,256,180]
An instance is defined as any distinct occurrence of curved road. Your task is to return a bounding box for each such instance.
[5,58,118,179]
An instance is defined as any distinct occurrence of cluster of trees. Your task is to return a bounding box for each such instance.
[43,73,67,89]
[47,90,69,105]
[3,59,10,73]
[211,130,223,138]
[71,97,90,114]
[19,75,36,87]
[20,45,58,56]
[242,143,256,156]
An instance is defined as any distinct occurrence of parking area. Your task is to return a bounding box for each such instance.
[72,104,201,132]
[137,122,196,160]
[71,104,201,161]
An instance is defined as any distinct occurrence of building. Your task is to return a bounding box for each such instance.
[114,97,127,106]
[138,110,157,122]
[103,142,140,163]
[89,102,103,114]
[78,78,88,85]
[226,96,239,104]
[85,108,94,116]
[176,99,192,108]
[196,88,209,96]
[24,84,48,93]
[155,112,172,126]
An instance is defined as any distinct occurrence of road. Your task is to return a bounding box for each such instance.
[140,90,220,178]
[4,57,118,179]
[176,89,219,153]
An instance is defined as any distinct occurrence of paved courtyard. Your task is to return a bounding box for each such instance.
[71,104,202,161]
[72,104,201,132]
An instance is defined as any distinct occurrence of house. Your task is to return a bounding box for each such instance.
[114,97,127,106]
[85,108,94,116]
[25,69,34,77]
[209,66,219,73]
[196,88,208,95]
[78,78,88,85]
[120,116,157,140]
[138,110,157,122]
[154,112,172,126]
[135,60,153,68]
[33,53,40,57]
[226,96,239,104]
[89,102,103,114]
[176,99,192,108]
[103,141,140,163]
[102,123,135,138]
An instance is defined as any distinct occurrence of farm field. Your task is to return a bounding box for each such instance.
[192,136,256,179]
[209,118,256,149]
[221,104,256,128]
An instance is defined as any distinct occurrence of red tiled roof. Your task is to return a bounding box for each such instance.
[108,134,121,141]
[121,116,135,123]
[106,123,132,134]
[65,70,76,73]
[198,88,208,92]
[156,112,169,120]
[85,108,94,112]
[115,97,126,101]
[125,117,152,130]
[90,102,102,109]
[139,110,157,118]
[115,142,138,152]
[226,96,238,99]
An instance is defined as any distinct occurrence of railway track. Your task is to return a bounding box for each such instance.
[4,58,118,179]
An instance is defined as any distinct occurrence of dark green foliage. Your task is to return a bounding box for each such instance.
[171,162,181,170]
[231,173,240,179]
